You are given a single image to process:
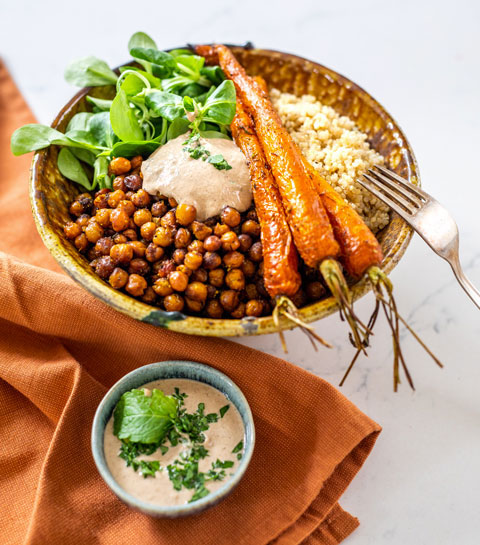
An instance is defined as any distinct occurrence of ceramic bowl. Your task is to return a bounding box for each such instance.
[30,46,417,336]
[91,360,255,517]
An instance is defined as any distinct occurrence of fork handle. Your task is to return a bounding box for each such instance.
[448,256,480,310]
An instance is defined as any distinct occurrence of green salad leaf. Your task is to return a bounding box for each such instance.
[110,89,144,142]
[128,31,157,53]
[113,388,178,444]
[57,148,92,189]
[64,56,118,87]
[86,96,113,112]
[145,90,184,122]
[11,124,72,155]
[201,80,236,125]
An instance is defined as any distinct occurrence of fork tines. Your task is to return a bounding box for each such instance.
[358,165,426,218]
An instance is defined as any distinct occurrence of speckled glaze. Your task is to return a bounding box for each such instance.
[91,360,255,517]
[30,46,416,336]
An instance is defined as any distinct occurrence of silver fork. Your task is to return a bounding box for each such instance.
[358,165,480,310]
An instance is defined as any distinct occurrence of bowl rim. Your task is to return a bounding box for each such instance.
[91,360,255,517]
[30,45,416,337]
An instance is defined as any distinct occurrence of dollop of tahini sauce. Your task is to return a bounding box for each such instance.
[104,378,245,506]
[141,134,252,221]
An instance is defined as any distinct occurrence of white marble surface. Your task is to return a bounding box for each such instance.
[2,0,480,543]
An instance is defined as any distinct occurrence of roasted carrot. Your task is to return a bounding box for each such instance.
[194,45,218,66]
[251,75,442,388]
[231,97,330,348]
[231,100,301,298]
[214,44,340,267]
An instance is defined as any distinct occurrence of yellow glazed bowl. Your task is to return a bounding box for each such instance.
[30,46,416,336]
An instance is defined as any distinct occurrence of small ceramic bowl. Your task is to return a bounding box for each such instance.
[91,360,255,517]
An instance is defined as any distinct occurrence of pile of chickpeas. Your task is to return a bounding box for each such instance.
[64,155,327,318]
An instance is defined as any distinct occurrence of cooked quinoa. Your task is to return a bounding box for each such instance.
[270,89,390,233]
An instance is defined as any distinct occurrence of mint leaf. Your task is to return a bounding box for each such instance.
[113,388,178,444]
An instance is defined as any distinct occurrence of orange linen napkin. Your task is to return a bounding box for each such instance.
[0,59,381,545]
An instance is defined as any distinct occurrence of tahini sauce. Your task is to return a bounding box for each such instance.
[104,378,245,506]
[141,134,252,221]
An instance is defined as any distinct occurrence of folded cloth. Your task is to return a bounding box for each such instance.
[0,58,381,545]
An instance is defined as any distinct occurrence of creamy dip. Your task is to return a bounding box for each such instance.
[141,134,252,221]
[104,378,245,506]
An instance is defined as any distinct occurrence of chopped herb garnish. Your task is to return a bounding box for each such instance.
[219,404,230,418]
[182,133,232,171]
[206,154,232,171]
[114,386,240,502]
[232,440,244,454]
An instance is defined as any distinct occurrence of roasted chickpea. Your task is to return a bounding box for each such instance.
[203,235,221,252]
[69,200,84,217]
[291,289,307,308]
[153,278,174,296]
[112,176,126,192]
[203,252,222,270]
[128,258,150,276]
[247,208,258,221]
[246,299,263,317]
[131,189,150,208]
[225,269,245,290]
[214,223,230,237]
[94,237,114,257]
[185,281,208,303]
[151,201,168,217]
[76,214,90,228]
[112,233,128,244]
[223,251,244,269]
[109,267,128,289]
[208,269,225,288]
[129,240,147,258]
[256,278,269,298]
[172,248,186,265]
[140,221,156,241]
[238,233,253,252]
[306,281,326,301]
[153,226,173,247]
[249,241,263,262]
[125,274,147,296]
[160,210,177,228]
[95,208,111,228]
[130,155,143,170]
[187,240,204,254]
[94,193,110,209]
[107,190,126,208]
[125,191,135,200]
[110,209,130,232]
[94,256,115,279]
[241,259,256,277]
[220,290,240,312]
[145,243,164,262]
[124,174,142,191]
[133,209,152,227]
[176,264,192,277]
[242,220,261,237]
[231,302,246,319]
[168,270,189,292]
[175,203,196,226]
[122,228,138,241]
[110,243,133,265]
[163,293,184,312]
[185,297,203,313]
[77,193,93,211]
[64,221,82,240]
[84,221,104,244]
[206,285,217,299]
[117,200,135,217]
[184,251,203,270]
[175,227,192,248]
[110,157,131,175]
[168,197,178,208]
[158,258,176,278]
[191,268,208,283]
[191,221,212,241]
[141,286,156,304]
[221,231,240,251]
[221,206,241,227]
[206,299,223,318]
[245,283,259,300]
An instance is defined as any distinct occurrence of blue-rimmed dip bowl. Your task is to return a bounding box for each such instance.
[91,360,255,517]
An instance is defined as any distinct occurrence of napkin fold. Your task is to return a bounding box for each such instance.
[0,59,381,545]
